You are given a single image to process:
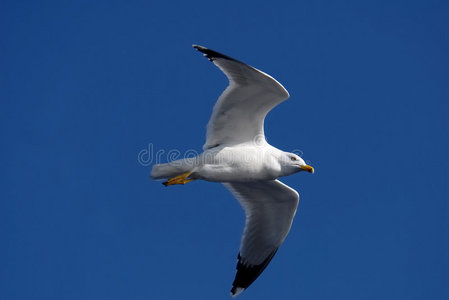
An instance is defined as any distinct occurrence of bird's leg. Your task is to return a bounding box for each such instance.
[162,172,196,186]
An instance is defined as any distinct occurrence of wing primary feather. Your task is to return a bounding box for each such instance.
[192,44,242,63]
[230,250,278,296]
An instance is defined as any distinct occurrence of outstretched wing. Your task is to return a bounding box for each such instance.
[223,180,299,297]
[193,45,290,150]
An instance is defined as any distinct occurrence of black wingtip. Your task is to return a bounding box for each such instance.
[231,250,278,295]
[192,44,238,62]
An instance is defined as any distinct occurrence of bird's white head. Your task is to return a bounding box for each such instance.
[279,152,314,176]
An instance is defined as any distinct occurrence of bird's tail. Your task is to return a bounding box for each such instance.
[150,158,197,180]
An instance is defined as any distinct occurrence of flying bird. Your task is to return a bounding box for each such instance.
[151,45,314,297]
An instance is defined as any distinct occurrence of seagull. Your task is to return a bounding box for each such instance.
[151,45,314,297]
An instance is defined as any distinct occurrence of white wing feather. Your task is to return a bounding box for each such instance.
[193,45,290,150]
[224,180,299,265]
[223,180,299,296]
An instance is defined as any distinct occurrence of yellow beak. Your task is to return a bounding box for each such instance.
[300,165,314,174]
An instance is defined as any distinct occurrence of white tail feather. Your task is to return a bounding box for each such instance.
[150,158,197,179]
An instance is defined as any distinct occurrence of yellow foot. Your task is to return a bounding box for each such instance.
[162,172,196,186]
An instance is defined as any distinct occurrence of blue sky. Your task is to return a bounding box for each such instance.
[1,0,448,299]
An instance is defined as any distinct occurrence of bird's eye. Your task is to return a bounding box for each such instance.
[290,157,297,161]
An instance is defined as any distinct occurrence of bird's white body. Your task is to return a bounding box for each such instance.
[194,144,282,182]
[151,142,307,183]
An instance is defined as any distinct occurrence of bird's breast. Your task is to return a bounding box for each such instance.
[193,146,280,182]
